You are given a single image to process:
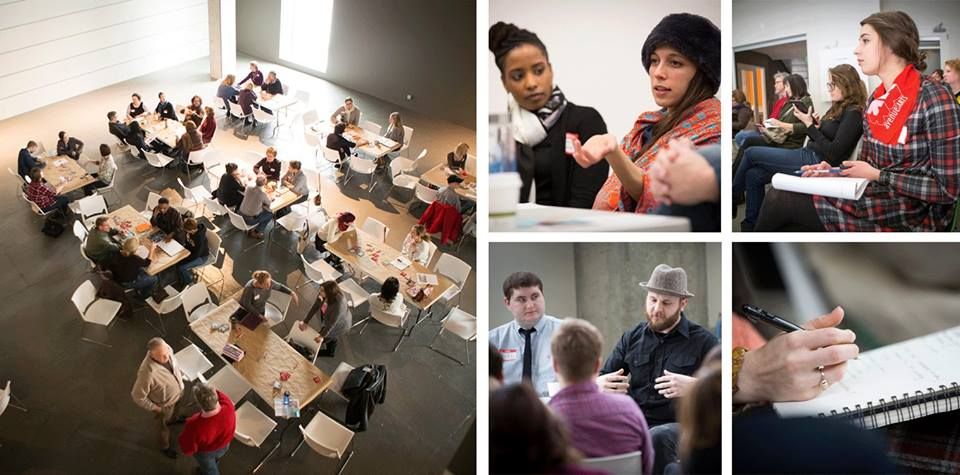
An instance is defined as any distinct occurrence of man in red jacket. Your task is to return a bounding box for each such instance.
[178,383,236,475]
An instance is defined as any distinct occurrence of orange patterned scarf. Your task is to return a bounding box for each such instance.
[592,98,721,213]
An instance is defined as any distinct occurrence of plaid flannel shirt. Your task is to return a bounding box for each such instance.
[814,80,960,231]
[26,181,57,209]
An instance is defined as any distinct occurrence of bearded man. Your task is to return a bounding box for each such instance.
[596,264,718,475]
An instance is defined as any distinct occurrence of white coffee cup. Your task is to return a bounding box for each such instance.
[489,172,522,216]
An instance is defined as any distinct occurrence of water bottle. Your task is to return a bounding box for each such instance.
[282,390,290,407]
[488,113,516,173]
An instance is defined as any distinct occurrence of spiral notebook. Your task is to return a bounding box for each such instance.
[771,173,869,200]
[774,325,960,429]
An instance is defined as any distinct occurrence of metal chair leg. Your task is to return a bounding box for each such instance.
[392,328,405,352]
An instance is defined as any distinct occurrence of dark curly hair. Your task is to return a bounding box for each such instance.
[489,21,548,73]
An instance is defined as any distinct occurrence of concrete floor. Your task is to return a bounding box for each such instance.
[0,56,476,474]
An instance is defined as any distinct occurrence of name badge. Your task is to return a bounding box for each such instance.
[499,348,519,362]
[565,133,579,155]
[254,294,261,301]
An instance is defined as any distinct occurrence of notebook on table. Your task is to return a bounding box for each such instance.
[771,173,869,200]
[774,325,960,429]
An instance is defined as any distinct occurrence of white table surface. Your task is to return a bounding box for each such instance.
[490,203,690,232]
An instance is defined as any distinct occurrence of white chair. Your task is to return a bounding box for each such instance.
[96,171,121,207]
[397,125,414,157]
[205,365,251,404]
[359,120,382,135]
[286,320,322,365]
[424,240,439,267]
[428,307,477,365]
[8,168,27,200]
[228,101,252,128]
[198,229,226,300]
[434,253,471,306]
[203,196,228,218]
[76,194,109,229]
[141,192,163,220]
[338,279,370,313]
[175,343,214,382]
[144,151,173,182]
[343,156,378,190]
[580,450,645,475]
[327,362,354,400]
[293,411,355,475]
[1,380,27,416]
[79,241,96,269]
[145,285,184,335]
[252,107,280,137]
[322,147,344,172]
[206,162,226,189]
[281,84,290,96]
[225,209,265,252]
[391,148,426,176]
[234,402,278,453]
[360,217,389,244]
[388,159,418,206]
[294,91,311,109]
[303,130,323,162]
[72,220,88,242]
[359,294,410,352]
[178,177,210,216]
[264,289,292,328]
[186,147,214,175]
[269,209,307,254]
[414,183,439,206]
[295,254,342,290]
[71,280,122,347]
[301,109,319,130]
[181,283,216,324]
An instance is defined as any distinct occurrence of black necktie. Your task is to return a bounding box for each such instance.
[519,327,537,382]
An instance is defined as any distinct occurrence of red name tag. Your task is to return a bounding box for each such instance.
[565,133,580,155]
[499,348,519,362]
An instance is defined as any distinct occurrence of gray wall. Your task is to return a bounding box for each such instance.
[236,0,475,128]
[490,243,720,356]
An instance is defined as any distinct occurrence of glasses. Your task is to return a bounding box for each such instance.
[826,82,836,91]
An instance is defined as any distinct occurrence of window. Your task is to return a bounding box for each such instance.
[279,0,334,73]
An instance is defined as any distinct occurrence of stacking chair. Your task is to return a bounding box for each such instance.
[285,320,322,365]
[76,194,109,229]
[414,183,439,207]
[145,285,184,335]
[343,156,377,190]
[292,411,355,475]
[391,148,426,176]
[434,253,472,307]
[295,254,342,291]
[198,229,226,300]
[1,380,28,445]
[359,120,382,135]
[428,307,477,365]
[252,107,280,137]
[264,290,292,328]
[580,451,645,475]
[234,402,278,473]
[181,283,216,324]
[397,125,414,157]
[174,343,214,382]
[228,102,252,129]
[72,220,88,242]
[71,280,122,348]
[225,209,266,252]
[177,177,210,216]
[360,217,389,244]
[387,159,419,207]
[205,365,251,403]
[144,151,174,184]
[338,279,370,315]
[326,362,355,400]
[358,294,410,352]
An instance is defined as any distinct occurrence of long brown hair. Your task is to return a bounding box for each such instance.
[490,383,580,474]
[823,64,868,121]
[641,69,715,155]
[860,11,927,71]
[319,280,344,316]
[677,350,721,466]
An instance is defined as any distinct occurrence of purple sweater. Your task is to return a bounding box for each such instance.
[549,381,653,475]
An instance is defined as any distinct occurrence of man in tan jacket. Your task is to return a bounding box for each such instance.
[131,337,186,458]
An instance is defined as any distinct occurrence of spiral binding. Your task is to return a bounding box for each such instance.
[816,382,960,429]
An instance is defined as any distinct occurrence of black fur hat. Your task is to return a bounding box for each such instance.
[641,13,721,94]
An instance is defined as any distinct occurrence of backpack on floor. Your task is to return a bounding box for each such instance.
[41,217,65,237]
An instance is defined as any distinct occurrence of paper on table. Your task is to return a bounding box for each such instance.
[417,273,439,286]
[391,256,411,270]
[135,246,150,259]
[771,173,869,200]
[156,239,185,256]
[774,325,960,422]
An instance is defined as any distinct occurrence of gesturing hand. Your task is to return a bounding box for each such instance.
[572,133,618,168]
[654,370,696,398]
[649,138,717,205]
[596,368,630,394]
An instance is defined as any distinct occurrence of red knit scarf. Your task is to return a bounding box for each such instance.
[865,65,921,145]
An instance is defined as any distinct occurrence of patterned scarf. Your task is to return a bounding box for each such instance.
[866,65,921,145]
[592,98,721,213]
[509,86,568,146]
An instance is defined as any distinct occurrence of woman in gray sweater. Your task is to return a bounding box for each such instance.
[239,270,298,320]
[298,280,351,357]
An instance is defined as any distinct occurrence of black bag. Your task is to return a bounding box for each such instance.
[342,364,387,432]
[41,217,65,237]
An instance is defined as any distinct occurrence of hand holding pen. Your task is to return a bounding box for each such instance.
[734,305,860,404]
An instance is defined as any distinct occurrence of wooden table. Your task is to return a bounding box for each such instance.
[132,114,186,148]
[490,203,691,232]
[421,164,477,201]
[189,299,332,409]
[103,205,191,276]
[41,155,96,194]
[309,123,400,159]
[270,187,302,213]
[326,229,454,312]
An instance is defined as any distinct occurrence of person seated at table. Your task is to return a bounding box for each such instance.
[127,93,146,119]
[276,160,309,218]
[213,163,245,211]
[253,147,281,181]
[217,74,239,114]
[56,131,84,160]
[17,141,44,179]
[239,270,298,321]
[326,123,365,168]
[401,224,431,266]
[25,167,72,216]
[125,119,155,157]
[176,218,209,288]
[85,216,121,264]
[155,92,178,121]
[447,142,470,171]
[237,82,258,126]
[438,174,465,210]
[150,197,184,243]
[299,280,350,357]
[315,212,356,271]
[107,238,159,300]
[172,121,205,169]
[238,177,274,239]
[237,61,263,87]
[107,111,132,144]
[259,71,283,101]
[199,107,216,145]
[180,96,204,128]
[368,277,408,316]
[82,144,117,195]
[330,96,361,126]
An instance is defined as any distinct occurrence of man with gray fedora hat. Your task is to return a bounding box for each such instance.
[596,263,718,475]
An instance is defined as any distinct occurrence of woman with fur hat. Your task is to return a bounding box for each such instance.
[572,13,722,215]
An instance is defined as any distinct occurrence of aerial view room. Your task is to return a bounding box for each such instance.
[488,242,722,474]
[488,0,722,232]
[733,243,960,473]
[0,0,476,474]
[732,0,960,232]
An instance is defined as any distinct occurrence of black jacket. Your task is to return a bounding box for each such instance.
[516,103,609,209]
[155,101,177,121]
[109,121,131,142]
[326,134,356,161]
[216,174,245,208]
[343,364,387,432]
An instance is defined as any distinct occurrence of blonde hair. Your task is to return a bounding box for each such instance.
[252,270,271,285]
[946,58,960,72]
[455,142,470,158]
[244,82,254,90]
[550,319,603,382]
[412,224,430,242]
[390,111,403,128]
[265,147,277,157]
[121,237,139,256]
[223,74,235,86]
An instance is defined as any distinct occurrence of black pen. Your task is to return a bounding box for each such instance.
[741,304,805,333]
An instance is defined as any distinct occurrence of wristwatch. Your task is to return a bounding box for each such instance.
[732,346,749,396]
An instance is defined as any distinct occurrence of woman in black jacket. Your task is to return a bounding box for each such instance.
[326,122,367,167]
[489,22,608,208]
[177,218,209,287]
[215,163,245,210]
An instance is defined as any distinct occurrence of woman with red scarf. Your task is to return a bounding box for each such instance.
[757,11,960,231]
[571,13,721,215]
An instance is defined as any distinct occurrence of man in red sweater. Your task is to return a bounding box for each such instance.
[178,383,236,475]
